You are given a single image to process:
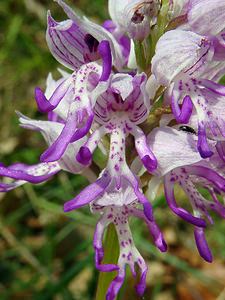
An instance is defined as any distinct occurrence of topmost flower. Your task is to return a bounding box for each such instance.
[108,0,161,40]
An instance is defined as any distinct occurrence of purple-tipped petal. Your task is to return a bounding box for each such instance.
[35,76,72,113]
[131,125,157,173]
[98,40,112,81]
[141,155,158,173]
[35,87,55,113]
[194,227,213,263]
[171,94,193,124]
[148,221,167,252]
[106,272,125,300]
[135,267,148,296]
[216,142,225,162]
[70,113,94,142]
[76,146,92,166]
[129,176,153,222]
[164,175,207,227]
[0,162,60,192]
[64,173,111,212]
[185,165,225,192]
[95,248,119,272]
[93,216,119,272]
[76,125,108,165]
[40,112,78,162]
[197,122,213,158]
[200,79,225,96]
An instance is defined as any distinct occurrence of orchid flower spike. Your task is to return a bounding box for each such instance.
[2,0,225,299]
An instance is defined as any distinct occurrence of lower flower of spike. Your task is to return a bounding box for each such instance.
[90,191,167,300]
[164,163,225,262]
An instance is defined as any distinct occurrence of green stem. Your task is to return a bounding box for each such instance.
[95,223,119,300]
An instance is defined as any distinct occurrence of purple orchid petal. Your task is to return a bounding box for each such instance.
[35,87,55,113]
[106,271,125,300]
[131,208,167,252]
[94,246,119,272]
[194,227,213,263]
[200,79,225,96]
[76,126,109,166]
[55,0,124,69]
[197,122,214,158]
[40,112,78,162]
[216,142,225,162]
[164,174,207,227]
[148,126,202,177]
[76,146,92,166]
[93,214,119,272]
[35,76,72,113]
[98,40,112,82]
[208,189,225,219]
[102,20,131,63]
[93,218,119,272]
[185,165,225,192]
[70,113,94,142]
[135,267,148,296]
[151,30,213,86]
[187,0,225,36]
[0,162,60,191]
[171,93,193,124]
[131,125,157,173]
[64,172,111,212]
[127,176,153,222]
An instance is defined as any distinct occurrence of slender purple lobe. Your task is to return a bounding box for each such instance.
[40,115,77,162]
[164,175,207,227]
[76,146,92,166]
[135,268,147,296]
[70,113,94,142]
[194,227,213,263]
[130,177,154,222]
[185,165,225,192]
[35,76,71,113]
[200,79,225,96]
[171,93,193,124]
[0,163,59,185]
[64,173,111,212]
[216,142,225,162]
[98,40,112,81]
[141,155,158,173]
[106,272,125,300]
[197,122,213,158]
[95,248,119,272]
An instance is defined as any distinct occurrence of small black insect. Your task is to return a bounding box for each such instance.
[178,125,197,135]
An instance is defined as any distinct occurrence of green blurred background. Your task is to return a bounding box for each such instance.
[0,1,225,299]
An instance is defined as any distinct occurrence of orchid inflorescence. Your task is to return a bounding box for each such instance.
[1,0,225,299]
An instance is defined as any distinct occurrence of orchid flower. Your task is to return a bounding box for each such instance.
[108,0,161,41]
[147,126,225,262]
[152,29,225,158]
[91,187,166,300]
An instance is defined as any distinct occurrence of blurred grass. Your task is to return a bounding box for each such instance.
[0,1,225,300]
